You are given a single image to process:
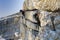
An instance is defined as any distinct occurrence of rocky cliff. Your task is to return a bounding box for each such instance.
[22,0,60,40]
[0,0,60,40]
[0,12,25,40]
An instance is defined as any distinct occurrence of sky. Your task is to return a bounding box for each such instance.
[0,0,24,18]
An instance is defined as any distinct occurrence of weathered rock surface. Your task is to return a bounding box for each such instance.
[0,12,23,40]
[0,10,60,40]
[24,10,60,40]
[23,0,60,40]
[23,0,60,11]
[0,0,60,40]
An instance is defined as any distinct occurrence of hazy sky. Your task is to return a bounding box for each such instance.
[0,0,24,18]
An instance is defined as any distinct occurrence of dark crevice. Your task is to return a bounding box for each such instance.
[6,39,14,40]
[20,9,41,27]
[33,13,41,27]
[32,29,39,37]
[25,18,37,24]
[51,16,56,31]
[20,9,38,16]
[47,8,60,12]
[6,20,9,24]
[25,9,38,11]
[22,9,38,11]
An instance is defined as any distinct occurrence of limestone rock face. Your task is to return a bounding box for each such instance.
[23,0,60,11]
[0,12,24,40]
[38,11,60,40]
[0,0,60,40]
[0,10,60,40]
[24,10,60,40]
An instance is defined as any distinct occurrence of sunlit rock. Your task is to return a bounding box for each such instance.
[24,0,60,11]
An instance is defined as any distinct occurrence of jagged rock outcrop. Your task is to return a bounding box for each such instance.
[22,10,60,40]
[0,0,60,40]
[0,12,23,40]
[23,0,60,40]
[18,9,60,40]
[0,9,60,40]
[23,0,60,11]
